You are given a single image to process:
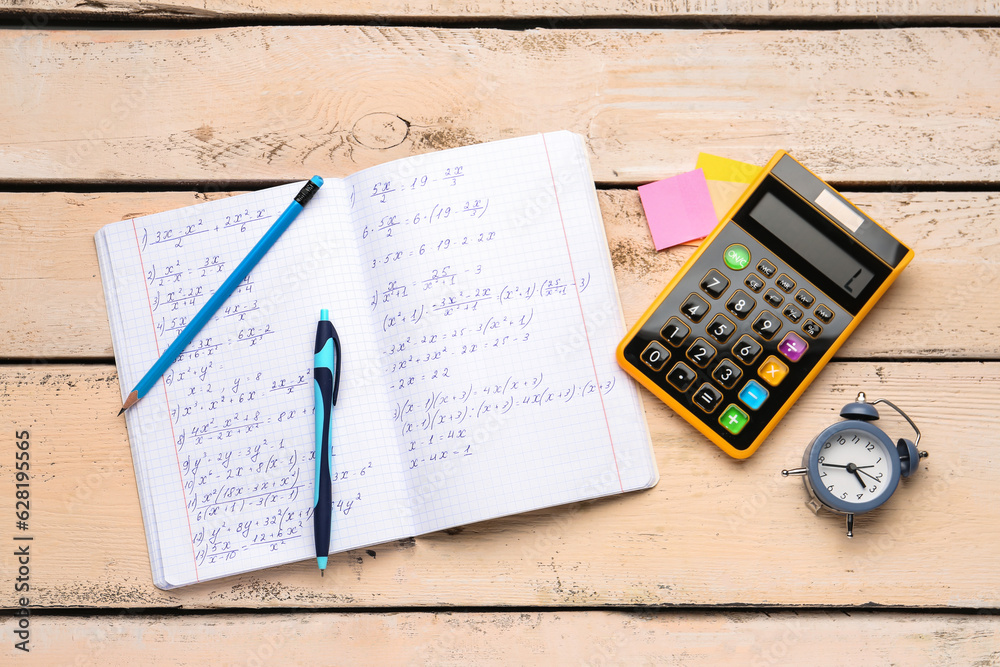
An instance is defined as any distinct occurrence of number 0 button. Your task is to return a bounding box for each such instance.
[640,341,670,371]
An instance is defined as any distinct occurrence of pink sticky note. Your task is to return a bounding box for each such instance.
[638,169,719,251]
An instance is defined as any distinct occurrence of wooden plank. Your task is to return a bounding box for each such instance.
[5,611,999,664]
[1,28,999,184]
[2,361,997,608]
[2,0,998,21]
[1,190,996,360]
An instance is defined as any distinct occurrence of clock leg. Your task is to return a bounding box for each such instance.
[846,513,854,538]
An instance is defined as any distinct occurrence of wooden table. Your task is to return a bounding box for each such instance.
[2,2,1000,663]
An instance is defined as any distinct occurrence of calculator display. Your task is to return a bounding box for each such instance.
[748,192,874,299]
[617,151,913,459]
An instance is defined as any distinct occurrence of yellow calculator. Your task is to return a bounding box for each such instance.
[616,151,913,459]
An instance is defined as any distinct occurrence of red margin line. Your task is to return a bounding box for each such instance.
[132,219,201,583]
[541,135,623,492]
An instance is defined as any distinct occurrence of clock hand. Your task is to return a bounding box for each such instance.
[859,468,880,483]
[852,469,867,489]
[821,463,849,469]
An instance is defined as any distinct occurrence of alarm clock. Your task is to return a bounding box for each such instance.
[782,392,927,537]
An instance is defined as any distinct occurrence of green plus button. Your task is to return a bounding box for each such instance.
[719,404,750,435]
[724,244,751,271]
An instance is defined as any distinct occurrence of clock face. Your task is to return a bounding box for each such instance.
[806,422,901,513]
[816,427,894,505]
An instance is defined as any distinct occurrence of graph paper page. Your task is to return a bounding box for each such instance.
[97,182,412,588]
[344,132,657,535]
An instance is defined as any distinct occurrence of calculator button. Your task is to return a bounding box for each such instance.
[726,290,756,320]
[758,355,790,387]
[751,311,782,340]
[732,335,763,365]
[724,244,751,271]
[777,331,808,362]
[700,269,730,299]
[660,317,690,346]
[815,304,835,323]
[692,383,724,414]
[681,293,710,323]
[782,304,803,323]
[802,319,823,338]
[738,380,769,411]
[639,341,671,371]
[706,314,737,344]
[763,289,784,308]
[744,274,765,293]
[666,362,697,392]
[712,359,743,389]
[795,290,815,308]
[775,273,796,293]
[719,405,750,435]
[686,338,718,368]
[756,259,777,278]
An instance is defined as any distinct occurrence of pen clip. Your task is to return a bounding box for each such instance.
[331,326,342,407]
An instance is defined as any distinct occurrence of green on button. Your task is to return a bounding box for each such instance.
[724,244,751,271]
[719,404,749,435]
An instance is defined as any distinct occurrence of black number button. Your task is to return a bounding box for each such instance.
[763,289,784,308]
[795,289,815,308]
[783,304,803,323]
[775,273,796,293]
[640,341,670,371]
[666,362,697,392]
[700,269,730,299]
[752,311,782,340]
[744,274,765,293]
[802,319,823,338]
[692,383,724,414]
[757,259,777,278]
[726,290,755,320]
[686,338,718,368]
[680,293,710,323]
[712,359,743,389]
[706,314,737,344]
[732,335,763,365]
[660,317,690,346]
[815,304,834,323]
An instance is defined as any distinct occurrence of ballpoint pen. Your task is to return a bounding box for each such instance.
[313,309,341,574]
[118,176,325,415]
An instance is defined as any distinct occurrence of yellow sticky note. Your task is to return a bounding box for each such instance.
[705,179,750,221]
[696,153,762,184]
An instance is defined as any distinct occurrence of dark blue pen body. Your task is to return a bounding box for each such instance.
[313,314,340,569]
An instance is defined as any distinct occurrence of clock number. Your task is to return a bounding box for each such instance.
[820,471,827,477]
[837,436,846,445]
[868,485,877,492]
[866,442,875,452]
[818,455,825,463]
[840,492,848,499]
[824,441,832,449]
[827,485,834,491]
[857,493,864,499]
[851,435,860,443]
[875,473,883,481]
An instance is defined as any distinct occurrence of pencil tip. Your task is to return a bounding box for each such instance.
[119,390,139,416]
[320,570,324,577]
[118,407,125,417]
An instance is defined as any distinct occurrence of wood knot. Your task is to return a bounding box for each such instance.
[351,112,409,149]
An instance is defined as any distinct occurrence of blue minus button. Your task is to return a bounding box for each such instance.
[738,380,769,411]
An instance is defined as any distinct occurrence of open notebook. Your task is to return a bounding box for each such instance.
[96,131,658,589]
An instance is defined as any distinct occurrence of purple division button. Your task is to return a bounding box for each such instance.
[777,331,808,362]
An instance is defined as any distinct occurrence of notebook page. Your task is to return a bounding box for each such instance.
[96,182,412,588]
[344,132,656,535]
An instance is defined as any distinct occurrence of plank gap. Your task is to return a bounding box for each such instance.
[2,14,1000,31]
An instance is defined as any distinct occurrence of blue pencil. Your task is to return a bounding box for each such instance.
[119,176,324,415]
